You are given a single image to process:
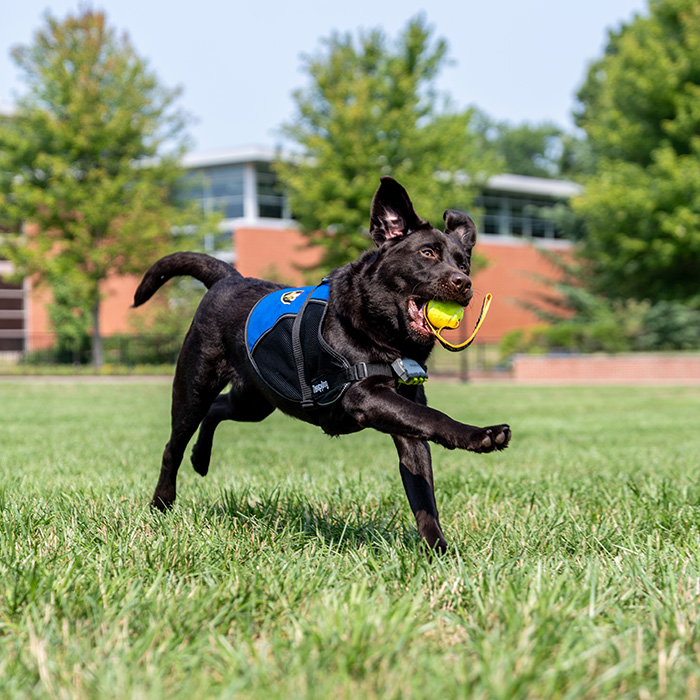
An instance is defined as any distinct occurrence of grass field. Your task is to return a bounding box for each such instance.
[1,379,700,699]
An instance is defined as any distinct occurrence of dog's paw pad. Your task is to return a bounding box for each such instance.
[495,431,506,445]
[481,431,493,448]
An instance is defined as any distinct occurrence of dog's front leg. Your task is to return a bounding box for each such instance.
[393,436,447,554]
[343,380,510,452]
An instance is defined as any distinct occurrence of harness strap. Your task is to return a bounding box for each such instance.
[291,289,316,409]
[344,362,395,382]
[321,360,409,390]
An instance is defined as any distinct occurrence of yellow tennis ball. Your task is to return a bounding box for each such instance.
[425,300,464,329]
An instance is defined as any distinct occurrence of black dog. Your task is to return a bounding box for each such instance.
[133,177,510,552]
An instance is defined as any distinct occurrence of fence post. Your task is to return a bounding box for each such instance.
[460,345,468,382]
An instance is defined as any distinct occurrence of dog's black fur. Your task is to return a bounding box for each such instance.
[133,177,510,553]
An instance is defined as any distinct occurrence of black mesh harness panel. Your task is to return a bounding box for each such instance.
[245,283,396,409]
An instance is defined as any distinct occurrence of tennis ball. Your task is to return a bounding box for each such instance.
[425,300,464,330]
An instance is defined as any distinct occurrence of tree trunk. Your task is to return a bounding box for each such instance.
[92,300,103,367]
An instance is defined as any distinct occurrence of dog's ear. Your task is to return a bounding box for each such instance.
[369,177,428,245]
[443,210,477,249]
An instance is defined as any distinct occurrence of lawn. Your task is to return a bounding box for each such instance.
[1,379,700,699]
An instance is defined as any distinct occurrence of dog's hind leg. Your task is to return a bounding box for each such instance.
[151,336,231,511]
[191,388,274,476]
[393,435,448,554]
[190,394,232,477]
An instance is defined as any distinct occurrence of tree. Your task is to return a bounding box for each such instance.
[0,9,202,365]
[275,15,500,270]
[471,113,564,179]
[466,110,596,180]
[572,0,700,303]
[491,121,564,178]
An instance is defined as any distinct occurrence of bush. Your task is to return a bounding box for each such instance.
[103,334,182,365]
[21,341,91,366]
[21,334,183,367]
[637,301,700,350]
[501,298,700,359]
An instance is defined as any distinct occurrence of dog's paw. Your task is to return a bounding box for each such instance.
[473,424,511,453]
[190,443,210,477]
[150,496,174,512]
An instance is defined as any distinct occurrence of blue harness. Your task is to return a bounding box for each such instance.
[245,282,426,409]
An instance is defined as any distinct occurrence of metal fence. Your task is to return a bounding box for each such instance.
[8,333,507,381]
[426,339,509,381]
[15,334,182,367]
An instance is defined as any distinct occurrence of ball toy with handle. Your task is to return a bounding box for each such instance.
[425,300,464,330]
[423,293,492,352]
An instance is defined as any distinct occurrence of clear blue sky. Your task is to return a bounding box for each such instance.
[1,0,648,152]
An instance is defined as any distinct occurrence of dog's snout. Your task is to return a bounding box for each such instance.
[450,272,471,292]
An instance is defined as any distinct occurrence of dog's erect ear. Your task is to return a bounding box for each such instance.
[369,176,428,245]
[443,210,477,249]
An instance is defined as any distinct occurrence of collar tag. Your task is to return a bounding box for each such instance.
[391,357,429,386]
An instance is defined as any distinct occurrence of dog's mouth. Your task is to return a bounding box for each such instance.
[407,293,474,343]
[407,298,434,340]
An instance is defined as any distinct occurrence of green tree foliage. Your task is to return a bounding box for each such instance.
[0,9,206,365]
[470,110,595,180]
[276,16,500,270]
[573,0,700,303]
[46,277,92,362]
[504,252,700,357]
[501,292,700,357]
[494,121,565,178]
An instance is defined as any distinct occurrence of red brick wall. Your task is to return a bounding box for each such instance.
[27,274,142,350]
[472,237,570,341]
[513,354,700,384]
[235,227,322,285]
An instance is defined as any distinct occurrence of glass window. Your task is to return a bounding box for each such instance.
[0,297,22,311]
[210,172,244,198]
[181,173,204,200]
[223,199,244,219]
[258,198,284,219]
[0,278,23,348]
[184,164,245,220]
[475,189,565,239]
[482,215,499,234]
[0,280,22,291]
[255,162,286,219]
[0,338,23,351]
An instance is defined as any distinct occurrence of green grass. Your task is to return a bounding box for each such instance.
[1,380,700,699]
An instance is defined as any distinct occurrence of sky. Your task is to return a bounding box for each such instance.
[0,0,648,153]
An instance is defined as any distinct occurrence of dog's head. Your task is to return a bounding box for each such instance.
[364,176,478,345]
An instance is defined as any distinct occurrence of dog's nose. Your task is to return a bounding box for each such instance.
[450,272,471,292]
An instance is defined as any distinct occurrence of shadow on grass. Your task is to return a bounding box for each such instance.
[208,487,420,552]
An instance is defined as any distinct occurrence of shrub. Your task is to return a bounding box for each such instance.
[501,299,700,359]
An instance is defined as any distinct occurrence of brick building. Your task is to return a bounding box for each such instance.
[0,147,579,358]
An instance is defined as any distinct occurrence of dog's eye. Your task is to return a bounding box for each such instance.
[420,249,436,258]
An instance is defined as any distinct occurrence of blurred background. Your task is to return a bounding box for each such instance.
[2,0,699,383]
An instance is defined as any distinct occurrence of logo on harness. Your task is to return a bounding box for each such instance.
[312,378,330,395]
[281,290,304,305]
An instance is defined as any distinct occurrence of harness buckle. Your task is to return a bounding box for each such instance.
[353,362,369,380]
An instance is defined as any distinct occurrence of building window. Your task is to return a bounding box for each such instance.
[186,164,245,219]
[184,161,288,221]
[0,277,24,352]
[255,162,286,219]
[477,190,561,239]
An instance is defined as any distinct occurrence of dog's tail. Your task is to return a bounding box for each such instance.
[132,252,240,307]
